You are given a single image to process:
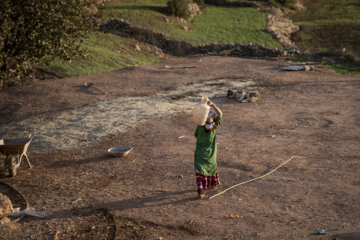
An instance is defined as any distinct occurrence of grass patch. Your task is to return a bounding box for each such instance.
[291,0,360,25]
[285,55,360,75]
[326,62,360,75]
[49,32,159,77]
[289,0,360,57]
[99,0,282,48]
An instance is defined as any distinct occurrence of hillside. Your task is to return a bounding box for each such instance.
[45,0,360,78]
[290,0,360,57]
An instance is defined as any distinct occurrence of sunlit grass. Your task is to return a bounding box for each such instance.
[49,32,159,77]
[327,62,360,75]
[285,55,360,75]
[289,0,360,56]
[99,0,282,48]
[291,0,360,25]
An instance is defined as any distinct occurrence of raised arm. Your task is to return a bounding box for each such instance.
[207,100,223,117]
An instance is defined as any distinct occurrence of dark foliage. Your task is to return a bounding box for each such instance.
[167,0,190,19]
[0,0,97,87]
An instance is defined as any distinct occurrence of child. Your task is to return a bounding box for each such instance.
[194,99,223,199]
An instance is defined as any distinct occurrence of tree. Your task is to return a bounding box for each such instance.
[0,0,96,87]
[167,0,190,19]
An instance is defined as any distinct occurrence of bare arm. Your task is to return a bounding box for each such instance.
[207,100,223,117]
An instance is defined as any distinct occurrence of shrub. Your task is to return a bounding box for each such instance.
[167,0,190,19]
[0,0,96,87]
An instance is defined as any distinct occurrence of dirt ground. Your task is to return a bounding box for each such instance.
[0,56,359,239]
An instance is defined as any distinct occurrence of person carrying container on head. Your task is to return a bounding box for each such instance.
[193,97,223,199]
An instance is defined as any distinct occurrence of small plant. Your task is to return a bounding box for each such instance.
[167,0,190,19]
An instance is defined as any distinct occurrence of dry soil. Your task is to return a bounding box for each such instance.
[0,56,359,240]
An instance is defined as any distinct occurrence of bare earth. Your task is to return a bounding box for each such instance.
[0,56,359,239]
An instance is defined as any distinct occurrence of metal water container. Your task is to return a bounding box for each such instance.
[191,97,210,126]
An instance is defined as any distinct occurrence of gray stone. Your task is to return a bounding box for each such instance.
[188,3,202,18]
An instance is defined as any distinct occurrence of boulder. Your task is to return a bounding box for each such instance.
[0,217,11,225]
[293,0,306,10]
[188,3,202,18]
[0,193,13,219]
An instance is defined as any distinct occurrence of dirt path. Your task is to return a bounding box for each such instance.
[0,56,360,239]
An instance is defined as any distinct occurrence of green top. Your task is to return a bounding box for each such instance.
[194,116,221,176]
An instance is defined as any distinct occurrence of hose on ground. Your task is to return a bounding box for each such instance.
[209,156,307,200]
[0,180,29,227]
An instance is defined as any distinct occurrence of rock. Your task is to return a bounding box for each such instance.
[181,26,190,32]
[176,17,187,24]
[288,47,300,54]
[266,8,299,48]
[322,57,336,64]
[0,193,13,219]
[88,4,99,14]
[188,3,202,18]
[0,216,11,224]
[152,46,164,57]
[164,17,172,24]
[293,0,306,10]
[268,7,283,16]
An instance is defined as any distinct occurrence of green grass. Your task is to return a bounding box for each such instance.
[289,0,360,56]
[49,32,159,77]
[326,62,360,75]
[285,55,360,75]
[48,0,283,77]
[291,0,360,25]
[99,0,282,48]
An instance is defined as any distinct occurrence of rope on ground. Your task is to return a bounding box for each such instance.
[209,156,307,200]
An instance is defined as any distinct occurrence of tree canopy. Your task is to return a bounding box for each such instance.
[0,0,97,87]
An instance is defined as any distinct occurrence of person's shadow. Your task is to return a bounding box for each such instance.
[24,189,197,222]
[103,189,196,211]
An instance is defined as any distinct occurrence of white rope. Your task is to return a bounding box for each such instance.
[209,156,307,200]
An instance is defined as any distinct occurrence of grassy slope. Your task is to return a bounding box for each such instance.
[289,0,360,54]
[49,0,282,78]
[99,0,282,48]
[49,32,159,77]
[326,62,360,75]
[50,0,359,77]
[288,0,360,74]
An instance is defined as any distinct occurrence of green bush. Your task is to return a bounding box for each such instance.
[167,0,190,19]
[0,0,96,87]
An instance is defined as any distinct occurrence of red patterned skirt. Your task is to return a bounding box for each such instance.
[196,171,220,190]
